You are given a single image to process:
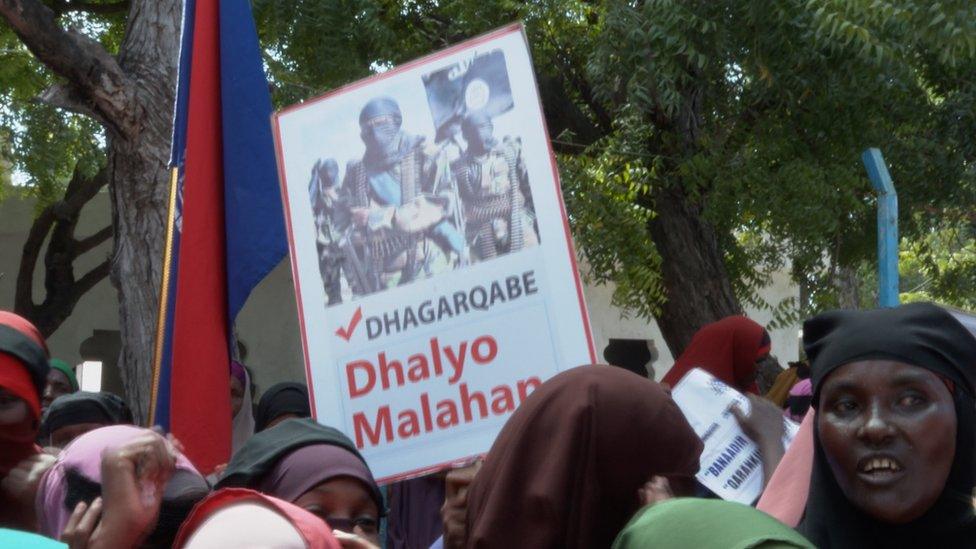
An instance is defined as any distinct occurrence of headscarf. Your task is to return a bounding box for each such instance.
[798,303,976,548]
[0,311,49,421]
[39,391,132,442]
[465,365,703,549]
[387,475,445,549]
[254,382,311,432]
[230,361,255,453]
[756,409,815,527]
[783,379,812,423]
[47,360,78,392]
[0,311,48,476]
[661,316,770,394]
[216,418,384,514]
[36,425,209,543]
[613,498,814,548]
[173,488,341,549]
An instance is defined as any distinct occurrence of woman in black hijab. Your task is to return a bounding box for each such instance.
[254,382,311,432]
[798,302,976,547]
[40,391,133,448]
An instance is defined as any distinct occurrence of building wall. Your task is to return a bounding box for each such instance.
[0,194,800,400]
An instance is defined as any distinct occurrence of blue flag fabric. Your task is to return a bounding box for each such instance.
[152,0,286,430]
[219,0,288,320]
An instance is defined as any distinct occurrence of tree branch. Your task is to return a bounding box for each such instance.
[15,166,112,336]
[48,0,130,16]
[75,224,112,254]
[74,258,111,296]
[0,0,137,138]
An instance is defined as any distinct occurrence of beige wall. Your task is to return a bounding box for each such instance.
[0,194,800,399]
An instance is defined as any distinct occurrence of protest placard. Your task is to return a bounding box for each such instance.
[271,24,596,482]
[671,368,799,504]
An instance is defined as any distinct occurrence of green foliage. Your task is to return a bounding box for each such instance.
[900,217,976,310]
[3,0,974,324]
[576,0,976,319]
[0,15,107,208]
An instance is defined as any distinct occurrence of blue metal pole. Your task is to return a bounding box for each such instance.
[861,148,899,307]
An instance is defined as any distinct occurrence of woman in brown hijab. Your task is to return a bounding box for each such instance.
[464,365,703,548]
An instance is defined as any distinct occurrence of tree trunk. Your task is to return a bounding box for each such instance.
[835,265,862,309]
[647,185,743,357]
[0,0,181,422]
[108,0,181,423]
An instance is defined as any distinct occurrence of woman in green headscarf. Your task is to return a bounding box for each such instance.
[613,499,814,549]
[42,359,78,412]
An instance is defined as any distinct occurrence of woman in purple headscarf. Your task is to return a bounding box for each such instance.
[229,361,255,453]
[216,418,385,547]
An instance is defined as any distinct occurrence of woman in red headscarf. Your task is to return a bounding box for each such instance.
[661,316,771,394]
[0,310,52,529]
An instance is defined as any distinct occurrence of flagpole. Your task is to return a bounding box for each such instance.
[149,166,181,426]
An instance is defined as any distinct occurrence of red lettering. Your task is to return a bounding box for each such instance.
[460,382,489,422]
[397,409,420,438]
[490,384,515,414]
[517,377,542,401]
[379,352,404,390]
[420,393,433,432]
[346,360,376,399]
[430,337,444,376]
[436,399,459,428]
[407,354,430,382]
[353,406,392,447]
[444,342,467,384]
[472,336,497,364]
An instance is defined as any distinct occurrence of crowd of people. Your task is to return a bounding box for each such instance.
[2,302,976,548]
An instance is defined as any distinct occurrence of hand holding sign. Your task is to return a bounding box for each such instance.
[730,394,787,486]
[671,368,798,504]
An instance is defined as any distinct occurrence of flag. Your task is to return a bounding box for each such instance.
[150,0,287,473]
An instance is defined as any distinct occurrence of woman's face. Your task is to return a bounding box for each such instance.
[42,369,73,410]
[229,376,244,418]
[0,387,34,440]
[293,477,380,544]
[818,360,956,523]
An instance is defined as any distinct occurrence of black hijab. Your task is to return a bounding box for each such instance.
[254,382,311,432]
[798,303,976,548]
[40,391,133,440]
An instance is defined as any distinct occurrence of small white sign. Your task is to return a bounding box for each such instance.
[671,368,798,504]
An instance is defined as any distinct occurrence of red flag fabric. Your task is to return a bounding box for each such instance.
[169,0,231,473]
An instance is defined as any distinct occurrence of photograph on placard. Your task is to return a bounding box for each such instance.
[306,48,539,307]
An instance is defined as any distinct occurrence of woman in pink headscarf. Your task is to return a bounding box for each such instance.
[174,488,341,548]
[37,425,210,547]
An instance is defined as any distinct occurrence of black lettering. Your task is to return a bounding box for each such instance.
[506,275,523,300]
[523,271,538,294]
[489,281,506,306]
[470,287,489,309]
[418,301,435,323]
[366,317,382,340]
[453,291,470,315]
[437,297,453,321]
[383,310,400,335]
[403,307,418,330]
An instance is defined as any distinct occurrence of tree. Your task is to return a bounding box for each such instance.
[0,0,180,421]
[3,0,974,418]
[253,0,976,354]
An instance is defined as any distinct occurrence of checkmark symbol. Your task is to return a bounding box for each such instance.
[336,306,363,341]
